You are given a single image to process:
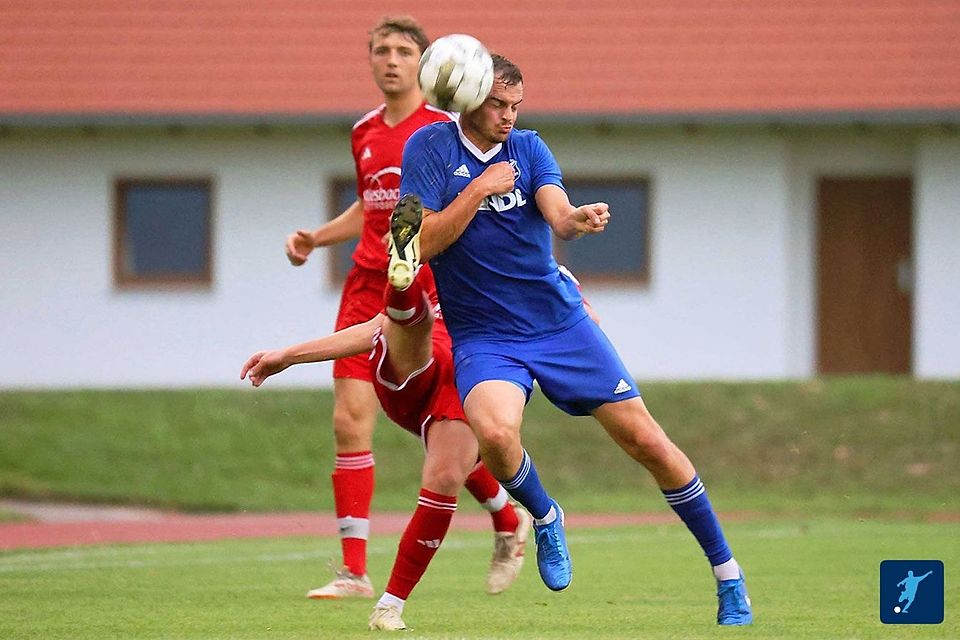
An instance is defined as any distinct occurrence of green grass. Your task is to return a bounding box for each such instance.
[0,519,956,639]
[1,378,958,514]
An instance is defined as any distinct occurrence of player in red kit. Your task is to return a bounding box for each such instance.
[281,16,524,600]
[242,247,532,631]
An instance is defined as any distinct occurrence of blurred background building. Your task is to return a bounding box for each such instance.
[1,0,958,387]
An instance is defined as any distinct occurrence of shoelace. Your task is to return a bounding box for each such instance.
[537,527,568,566]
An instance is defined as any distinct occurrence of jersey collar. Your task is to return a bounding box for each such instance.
[456,119,502,163]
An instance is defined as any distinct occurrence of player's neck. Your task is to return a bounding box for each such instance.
[382,90,423,127]
[459,124,497,154]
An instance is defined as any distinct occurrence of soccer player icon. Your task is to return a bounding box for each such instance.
[897,570,933,613]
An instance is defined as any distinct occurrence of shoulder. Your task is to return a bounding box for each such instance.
[421,103,458,123]
[406,121,458,153]
[352,104,386,132]
[510,127,548,149]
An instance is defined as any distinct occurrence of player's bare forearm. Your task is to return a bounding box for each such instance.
[241,315,384,387]
[285,199,363,266]
[536,185,610,240]
[420,161,515,258]
[286,315,384,365]
[420,181,490,259]
[312,199,364,247]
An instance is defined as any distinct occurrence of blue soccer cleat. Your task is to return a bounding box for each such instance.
[716,572,753,625]
[532,501,572,591]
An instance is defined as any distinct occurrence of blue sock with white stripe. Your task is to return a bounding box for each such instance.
[500,449,554,521]
[663,474,738,578]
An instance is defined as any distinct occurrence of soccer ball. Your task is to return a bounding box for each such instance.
[418,34,494,113]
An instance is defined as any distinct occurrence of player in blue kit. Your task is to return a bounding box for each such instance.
[395,54,753,625]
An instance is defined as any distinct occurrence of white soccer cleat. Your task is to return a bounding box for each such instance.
[306,567,375,600]
[486,503,531,595]
[387,194,423,291]
[368,604,407,631]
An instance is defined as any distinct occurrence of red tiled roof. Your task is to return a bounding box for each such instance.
[1,0,958,122]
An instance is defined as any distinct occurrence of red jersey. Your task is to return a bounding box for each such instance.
[351,102,454,271]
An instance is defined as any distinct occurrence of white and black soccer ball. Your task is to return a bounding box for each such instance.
[418,34,494,113]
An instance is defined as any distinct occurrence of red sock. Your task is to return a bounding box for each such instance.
[332,451,375,576]
[384,489,456,599]
[384,279,428,326]
[464,463,519,533]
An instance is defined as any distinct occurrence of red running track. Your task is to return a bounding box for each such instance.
[0,510,690,551]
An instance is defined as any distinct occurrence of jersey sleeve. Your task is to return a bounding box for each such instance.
[350,128,363,200]
[530,133,564,194]
[400,125,448,212]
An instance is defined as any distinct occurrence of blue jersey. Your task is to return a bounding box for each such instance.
[400,121,587,344]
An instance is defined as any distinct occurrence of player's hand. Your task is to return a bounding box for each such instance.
[240,350,289,387]
[475,162,515,196]
[570,203,610,236]
[285,229,317,266]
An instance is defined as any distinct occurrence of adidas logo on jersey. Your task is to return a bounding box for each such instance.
[361,147,372,160]
[614,379,632,394]
[453,164,471,178]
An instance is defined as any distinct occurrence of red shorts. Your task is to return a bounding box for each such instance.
[333,265,387,381]
[369,328,467,440]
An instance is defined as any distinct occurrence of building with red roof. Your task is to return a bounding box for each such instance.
[1,1,958,385]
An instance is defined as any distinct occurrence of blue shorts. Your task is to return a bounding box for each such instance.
[452,316,640,416]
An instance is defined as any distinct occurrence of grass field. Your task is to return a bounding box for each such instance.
[1,519,957,639]
[1,378,958,515]
[1,380,958,637]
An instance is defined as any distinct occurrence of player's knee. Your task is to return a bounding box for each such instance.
[472,418,519,452]
[422,466,466,495]
[616,421,674,466]
[332,407,374,447]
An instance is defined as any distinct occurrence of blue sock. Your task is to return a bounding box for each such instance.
[500,449,553,520]
[663,474,733,567]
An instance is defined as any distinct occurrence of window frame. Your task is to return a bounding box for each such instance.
[113,177,215,289]
[552,176,652,286]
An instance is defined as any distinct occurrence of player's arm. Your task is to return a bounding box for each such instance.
[419,162,515,259]
[536,184,610,241]
[285,198,364,266]
[240,314,385,387]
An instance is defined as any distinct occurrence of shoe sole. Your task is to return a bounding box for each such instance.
[306,591,374,600]
[388,194,423,290]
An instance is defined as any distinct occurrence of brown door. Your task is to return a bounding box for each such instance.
[816,177,912,374]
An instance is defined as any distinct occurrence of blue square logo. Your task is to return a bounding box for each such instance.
[880,560,944,624]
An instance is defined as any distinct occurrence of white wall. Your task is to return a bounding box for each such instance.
[1,125,956,387]
[0,128,350,387]
[542,126,792,379]
[915,135,960,377]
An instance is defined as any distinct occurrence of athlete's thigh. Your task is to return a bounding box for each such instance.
[531,317,640,416]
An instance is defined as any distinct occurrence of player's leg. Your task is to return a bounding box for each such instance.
[462,379,572,592]
[592,396,752,624]
[369,418,475,630]
[309,265,385,600]
[381,283,433,381]
[463,461,531,594]
[529,317,750,619]
[307,377,378,600]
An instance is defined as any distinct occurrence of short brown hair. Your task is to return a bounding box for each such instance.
[491,54,523,87]
[368,16,430,54]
